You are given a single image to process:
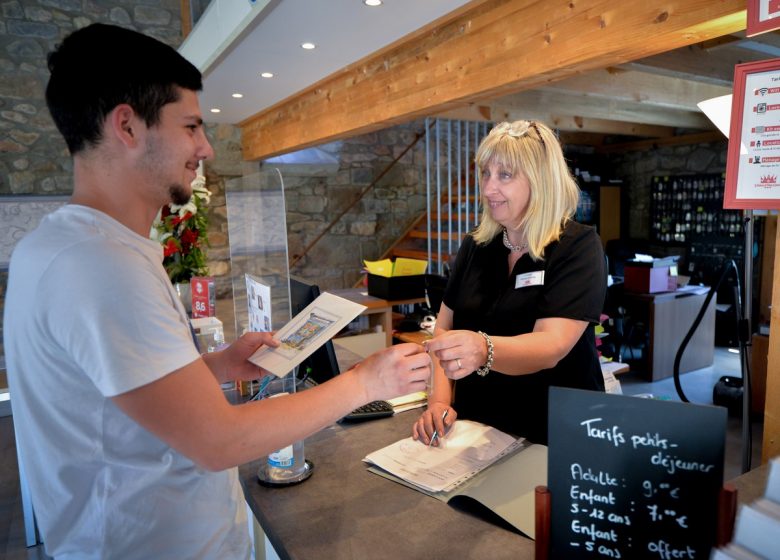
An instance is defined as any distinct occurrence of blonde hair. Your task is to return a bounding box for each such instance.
[471,120,579,260]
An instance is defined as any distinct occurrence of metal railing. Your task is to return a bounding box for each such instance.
[424,117,491,274]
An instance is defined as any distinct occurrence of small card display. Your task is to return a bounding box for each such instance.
[190,276,215,318]
[245,274,272,332]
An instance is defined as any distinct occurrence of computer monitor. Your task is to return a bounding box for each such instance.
[288,277,341,385]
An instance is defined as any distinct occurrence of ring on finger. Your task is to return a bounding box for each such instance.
[456,358,463,369]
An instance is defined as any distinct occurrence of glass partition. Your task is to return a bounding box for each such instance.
[225,167,314,485]
[225,168,292,338]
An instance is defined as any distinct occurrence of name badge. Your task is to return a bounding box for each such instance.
[515,270,544,289]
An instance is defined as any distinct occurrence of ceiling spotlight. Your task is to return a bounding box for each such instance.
[231,93,243,98]
[260,72,274,78]
[301,42,316,50]
[210,108,221,113]
[364,0,382,5]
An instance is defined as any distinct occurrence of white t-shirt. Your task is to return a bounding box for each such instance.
[4,205,250,559]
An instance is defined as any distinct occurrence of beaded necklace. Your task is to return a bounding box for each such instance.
[502,228,527,252]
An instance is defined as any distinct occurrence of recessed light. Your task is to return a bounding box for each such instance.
[364,0,382,5]
[301,42,316,50]
[210,108,221,113]
[260,72,274,78]
[232,93,243,98]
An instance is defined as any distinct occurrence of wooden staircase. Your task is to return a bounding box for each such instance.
[383,194,478,266]
[377,117,489,274]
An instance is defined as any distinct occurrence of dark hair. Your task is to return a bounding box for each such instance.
[45,23,203,154]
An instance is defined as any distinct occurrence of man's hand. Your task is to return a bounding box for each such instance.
[204,331,279,384]
[350,342,431,404]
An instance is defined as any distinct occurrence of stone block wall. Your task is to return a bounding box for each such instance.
[0,0,236,364]
[0,0,185,197]
[610,140,728,239]
[279,121,427,291]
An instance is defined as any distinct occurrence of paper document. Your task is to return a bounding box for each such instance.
[385,391,427,413]
[363,257,427,277]
[363,419,547,537]
[248,292,365,377]
[392,257,428,276]
[364,420,523,493]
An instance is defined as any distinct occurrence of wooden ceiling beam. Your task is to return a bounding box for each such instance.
[622,44,769,86]
[434,104,678,137]
[594,130,726,153]
[240,0,745,161]
[490,89,714,130]
[557,131,610,147]
[542,68,731,112]
[493,108,678,137]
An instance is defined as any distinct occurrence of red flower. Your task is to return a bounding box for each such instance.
[163,238,179,257]
[171,212,193,227]
[180,228,199,248]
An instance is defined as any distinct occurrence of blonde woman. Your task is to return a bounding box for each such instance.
[413,120,607,445]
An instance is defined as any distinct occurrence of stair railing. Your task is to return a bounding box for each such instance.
[288,121,434,271]
[424,117,491,274]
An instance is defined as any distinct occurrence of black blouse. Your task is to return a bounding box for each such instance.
[443,220,607,444]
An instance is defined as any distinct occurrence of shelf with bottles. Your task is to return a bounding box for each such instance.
[650,173,742,244]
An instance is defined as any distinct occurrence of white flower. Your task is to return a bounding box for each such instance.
[192,188,211,206]
[177,201,198,217]
[191,175,207,190]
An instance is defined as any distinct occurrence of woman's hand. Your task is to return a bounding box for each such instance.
[412,401,457,446]
[424,330,488,380]
[203,331,279,384]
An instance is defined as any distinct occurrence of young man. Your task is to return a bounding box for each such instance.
[3,24,430,559]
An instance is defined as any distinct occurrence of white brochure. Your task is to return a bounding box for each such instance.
[248,291,366,377]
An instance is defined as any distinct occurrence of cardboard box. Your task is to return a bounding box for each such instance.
[624,265,677,293]
[367,274,425,301]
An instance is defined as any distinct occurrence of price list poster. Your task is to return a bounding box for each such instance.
[547,388,727,560]
[725,58,780,210]
[747,0,780,37]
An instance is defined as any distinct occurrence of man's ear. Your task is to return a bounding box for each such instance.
[108,104,142,149]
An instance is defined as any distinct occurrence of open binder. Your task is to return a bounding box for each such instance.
[363,419,547,537]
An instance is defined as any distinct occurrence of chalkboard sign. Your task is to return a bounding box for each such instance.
[548,387,726,559]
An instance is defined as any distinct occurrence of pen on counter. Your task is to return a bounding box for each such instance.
[428,409,449,448]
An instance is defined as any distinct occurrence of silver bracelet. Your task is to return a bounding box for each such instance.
[476,331,493,377]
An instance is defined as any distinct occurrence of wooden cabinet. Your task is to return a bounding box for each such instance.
[622,289,715,382]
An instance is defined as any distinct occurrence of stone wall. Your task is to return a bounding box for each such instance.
[0,0,237,363]
[610,140,728,239]
[0,0,186,196]
[278,121,427,291]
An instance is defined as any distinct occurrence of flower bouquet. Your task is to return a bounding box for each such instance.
[151,166,211,284]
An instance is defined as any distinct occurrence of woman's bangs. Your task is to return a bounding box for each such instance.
[477,135,521,176]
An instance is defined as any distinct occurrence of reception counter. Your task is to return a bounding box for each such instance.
[240,410,536,560]
[239,406,772,560]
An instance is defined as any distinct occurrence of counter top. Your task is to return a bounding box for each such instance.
[240,410,535,560]
[239,403,771,560]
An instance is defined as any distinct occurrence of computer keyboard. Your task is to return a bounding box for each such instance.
[341,400,394,422]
